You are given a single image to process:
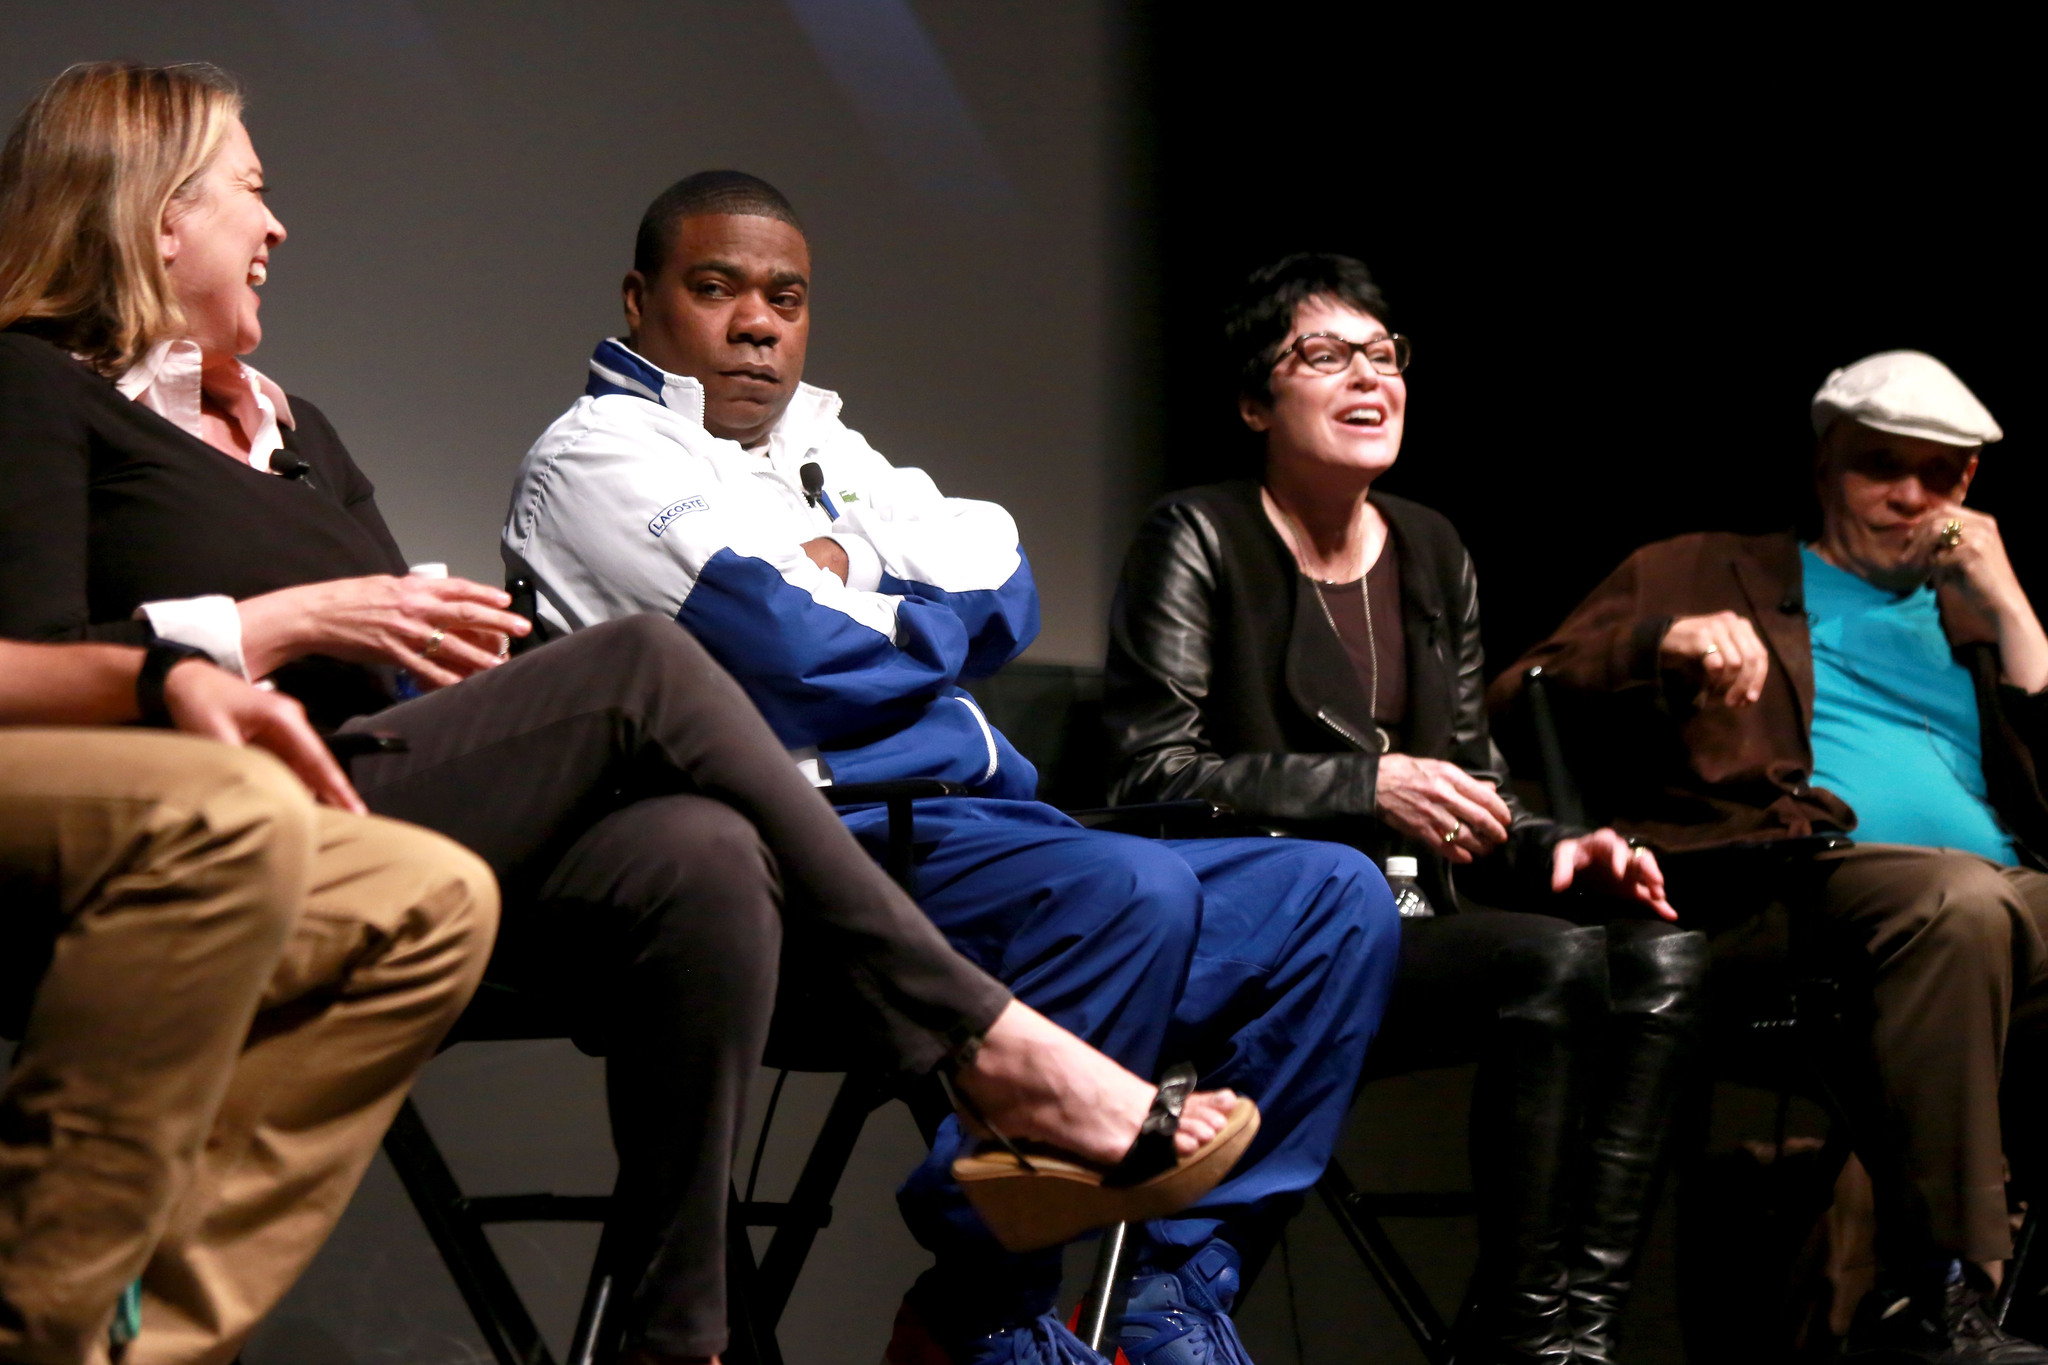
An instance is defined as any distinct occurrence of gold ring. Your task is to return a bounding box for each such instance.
[1442,823,1461,844]
[423,629,445,658]
[1939,519,1964,549]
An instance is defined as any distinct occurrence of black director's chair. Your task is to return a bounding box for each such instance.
[974,661,1483,1356]
[1309,666,1885,1365]
[375,763,971,1365]
[1521,665,2041,1351]
[359,590,965,1365]
[376,604,1231,1365]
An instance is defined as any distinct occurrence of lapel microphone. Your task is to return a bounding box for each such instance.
[271,450,314,487]
[800,461,825,509]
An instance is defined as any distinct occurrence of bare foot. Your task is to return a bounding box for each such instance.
[951,1000,1240,1166]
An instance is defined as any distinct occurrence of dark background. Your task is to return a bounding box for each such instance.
[1137,17,2043,675]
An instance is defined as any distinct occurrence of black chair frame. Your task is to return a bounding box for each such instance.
[378,776,967,1365]
[376,615,1241,1364]
[1307,666,1878,1365]
[1524,665,2042,1337]
[352,648,2042,1358]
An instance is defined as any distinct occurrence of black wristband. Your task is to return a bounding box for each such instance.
[136,641,213,727]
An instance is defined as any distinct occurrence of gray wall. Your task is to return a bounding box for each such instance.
[2,0,1139,662]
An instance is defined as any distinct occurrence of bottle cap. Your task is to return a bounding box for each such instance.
[1384,855,1418,878]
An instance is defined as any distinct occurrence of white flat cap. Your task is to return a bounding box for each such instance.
[1811,350,2003,447]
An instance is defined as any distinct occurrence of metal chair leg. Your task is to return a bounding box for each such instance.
[1078,1222,1130,1352]
[725,1187,787,1365]
[1317,1163,1454,1365]
[382,1097,557,1365]
[753,1070,889,1325]
[565,1217,622,1365]
[884,795,917,889]
[1997,1203,2042,1327]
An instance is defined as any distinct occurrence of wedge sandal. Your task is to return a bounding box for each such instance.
[950,1062,1260,1253]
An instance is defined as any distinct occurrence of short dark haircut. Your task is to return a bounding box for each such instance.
[633,170,804,278]
[1223,252,1391,404]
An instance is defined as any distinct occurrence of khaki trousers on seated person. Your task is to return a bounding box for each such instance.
[1709,843,2048,1269]
[0,730,497,1365]
[1804,845,2048,1267]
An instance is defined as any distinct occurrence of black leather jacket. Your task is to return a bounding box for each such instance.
[1103,479,1568,911]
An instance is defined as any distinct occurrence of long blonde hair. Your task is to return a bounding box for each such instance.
[0,61,242,375]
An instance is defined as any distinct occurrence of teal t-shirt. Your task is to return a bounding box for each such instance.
[1802,546,2015,864]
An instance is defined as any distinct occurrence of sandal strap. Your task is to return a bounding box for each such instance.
[937,1065,1038,1174]
[1101,1062,1197,1189]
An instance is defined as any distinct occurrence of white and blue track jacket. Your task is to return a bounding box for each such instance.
[503,339,1042,798]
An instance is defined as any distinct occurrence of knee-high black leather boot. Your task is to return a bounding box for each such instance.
[1457,925,1610,1365]
[1563,922,1708,1365]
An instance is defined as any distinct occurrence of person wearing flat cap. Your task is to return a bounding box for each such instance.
[1493,351,2048,1363]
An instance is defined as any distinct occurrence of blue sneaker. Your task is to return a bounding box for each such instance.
[1116,1240,1256,1365]
[966,1311,1113,1364]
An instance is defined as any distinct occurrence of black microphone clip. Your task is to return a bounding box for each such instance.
[800,461,826,510]
[272,450,315,487]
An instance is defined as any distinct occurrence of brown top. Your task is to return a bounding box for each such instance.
[1318,546,1407,731]
[1489,528,2048,861]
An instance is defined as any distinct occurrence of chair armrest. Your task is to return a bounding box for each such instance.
[505,575,545,657]
[1521,665,1587,827]
[325,732,409,765]
[1065,799,1247,838]
[819,780,968,891]
[823,779,969,806]
[1659,831,1852,876]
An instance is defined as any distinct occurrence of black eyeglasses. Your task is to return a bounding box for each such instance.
[1277,332,1412,377]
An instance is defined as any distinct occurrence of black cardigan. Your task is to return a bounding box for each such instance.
[1103,478,1566,910]
[0,331,409,727]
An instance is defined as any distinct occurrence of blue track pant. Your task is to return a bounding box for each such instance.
[838,799,1400,1335]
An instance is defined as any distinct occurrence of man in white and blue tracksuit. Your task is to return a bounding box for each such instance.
[503,171,1399,1365]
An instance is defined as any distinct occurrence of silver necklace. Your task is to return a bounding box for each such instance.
[1268,492,1390,753]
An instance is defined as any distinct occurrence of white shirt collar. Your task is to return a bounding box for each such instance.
[114,339,297,473]
[762,382,846,461]
[588,338,843,457]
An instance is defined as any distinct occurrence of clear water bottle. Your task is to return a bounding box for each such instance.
[1385,855,1435,918]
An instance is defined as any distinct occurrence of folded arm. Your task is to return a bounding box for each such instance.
[820,442,1039,678]
[509,419,1036,748]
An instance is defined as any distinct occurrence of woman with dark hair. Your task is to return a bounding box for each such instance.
[0,60,1244,1365]
[1104,253,1709,1365]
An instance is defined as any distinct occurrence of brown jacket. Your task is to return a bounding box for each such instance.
[1488,530,2048,865]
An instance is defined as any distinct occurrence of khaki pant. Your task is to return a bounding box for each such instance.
[0,730,497,1365]
[1806,844,2048,1264]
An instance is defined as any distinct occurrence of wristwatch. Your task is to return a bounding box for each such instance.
[136,640,214,727]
